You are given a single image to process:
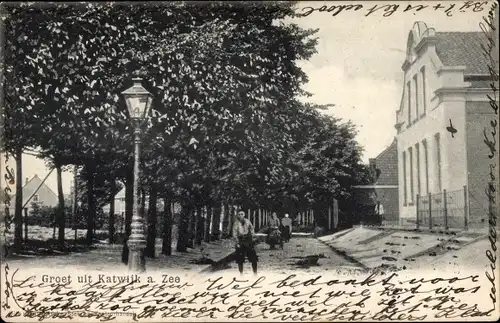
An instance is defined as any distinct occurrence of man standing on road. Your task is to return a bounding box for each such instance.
[375,200,385,225]
[233,210,258,275]
[281,213,292,242]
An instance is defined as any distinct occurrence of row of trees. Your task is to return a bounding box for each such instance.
[1,2,373,258]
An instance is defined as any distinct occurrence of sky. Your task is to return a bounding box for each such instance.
[4,1,490,195]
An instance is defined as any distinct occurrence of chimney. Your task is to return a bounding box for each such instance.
[25,177,29,185]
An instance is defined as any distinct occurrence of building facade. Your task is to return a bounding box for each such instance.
[395,22,498,230]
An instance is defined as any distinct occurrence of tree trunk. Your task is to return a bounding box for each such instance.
[161,199,173,255]
[222,202,230,238]
[72,166,78,242]
[211,202,221,240]
[23,208,28,242]
[122,166,134,264]
[85,163,95,246]
[195,206,203,245]
[145,185,158,258]
[255,209,260,231]
[108,179,116,244]
[188,207,196,248]
[219,203,225,239]
[228,205,235,237]
[56,163,65,247]
[14,148,23,251]
[258,209,262,231]
[205,205,212,242]
[200,206,206,243]
[176,203,191,252]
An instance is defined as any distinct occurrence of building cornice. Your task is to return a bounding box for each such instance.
[394,122,404,133]
[464,73,494,77]
[434,87,468,95]
[437,66,467,75]
[465,87,498,93]
[353,185,399,189]
[434,87,496,96]
[401,59,411,72]
[414,36,437,54]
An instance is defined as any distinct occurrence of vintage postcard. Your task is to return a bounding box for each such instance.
[0,0,499,322]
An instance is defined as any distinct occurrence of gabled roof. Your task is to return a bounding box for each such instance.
[434,32,490,75]
[12,174,58,200]
[372,138,398,186]
[22,175,38,190]
[375,138,397,161]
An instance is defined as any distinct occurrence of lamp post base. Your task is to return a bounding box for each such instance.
[128,248,146,273]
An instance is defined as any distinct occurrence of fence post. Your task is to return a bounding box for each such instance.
[443,189,448,230]
[416,194,420,229]
[428,192,432,230]
[464,185,469,231]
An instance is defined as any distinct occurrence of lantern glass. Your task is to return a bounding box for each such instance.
[121,78,153,121]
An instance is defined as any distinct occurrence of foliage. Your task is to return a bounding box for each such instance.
[3,2,371,244]
[75,168,124,210]
[27,203,72,227]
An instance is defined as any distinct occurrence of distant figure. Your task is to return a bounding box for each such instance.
[266,212,282,249]
[268,212,280,229]
[281,214,292,242]
[375,201,385,225]
[232,210,258,275]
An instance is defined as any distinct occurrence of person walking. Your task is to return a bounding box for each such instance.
[281,213,292,242]
[232,210,258,275]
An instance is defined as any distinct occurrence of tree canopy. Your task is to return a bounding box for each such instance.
[2,1,371,236]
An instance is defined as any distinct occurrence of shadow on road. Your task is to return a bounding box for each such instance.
[5,238,97,260]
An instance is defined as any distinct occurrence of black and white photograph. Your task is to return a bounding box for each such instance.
[0,1,499,321]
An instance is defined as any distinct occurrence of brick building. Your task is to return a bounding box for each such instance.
[352,138,399,225]
[395,21,498,230]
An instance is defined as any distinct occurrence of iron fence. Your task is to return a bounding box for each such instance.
[416,183,497,231]
[417,187,466,230]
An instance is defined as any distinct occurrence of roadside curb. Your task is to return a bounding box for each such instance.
[409,232,487,259]
[316,238,368,270]
[317,227,488,270]
[363,224,483,236]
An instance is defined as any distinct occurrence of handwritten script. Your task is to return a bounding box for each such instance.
[480,0,499,316]
[296,1,490,18]
[2,151,15,313]
[1,269,496,321]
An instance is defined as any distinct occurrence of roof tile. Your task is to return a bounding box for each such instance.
[434,32,490,75]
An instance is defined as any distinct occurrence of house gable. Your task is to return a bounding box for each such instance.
[372,138,398,186]
[396,22,444,134]
[11,175,58,208]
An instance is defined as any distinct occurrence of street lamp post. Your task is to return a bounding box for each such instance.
[121,77,153,272]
